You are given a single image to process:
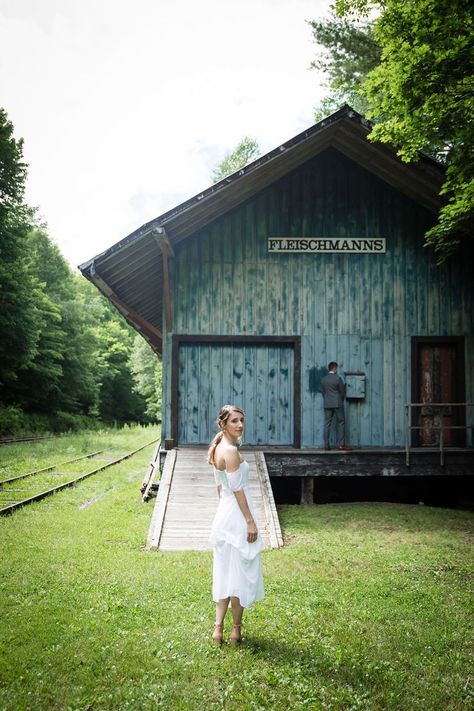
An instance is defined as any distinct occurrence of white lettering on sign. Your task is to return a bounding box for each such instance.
[267,238,386,253]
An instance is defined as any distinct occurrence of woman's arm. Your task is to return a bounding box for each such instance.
[226,446,258,543]
[233,490,258,543]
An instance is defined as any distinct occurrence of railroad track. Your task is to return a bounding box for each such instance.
[0,449,106,486]
[0,435,57,446]
[0,438,159,516]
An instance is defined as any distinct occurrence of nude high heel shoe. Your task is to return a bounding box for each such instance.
[212,623,224,645]
[229,624,242,646]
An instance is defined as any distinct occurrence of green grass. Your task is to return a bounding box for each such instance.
[0,425,159,481]
[0,426,159,508]
[0,428,472,710]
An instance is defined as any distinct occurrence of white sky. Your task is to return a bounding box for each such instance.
[1,0,330,269]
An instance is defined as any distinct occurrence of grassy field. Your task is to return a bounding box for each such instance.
[0,426,159,480]
[0,426,472,710]
[0,426,160,510]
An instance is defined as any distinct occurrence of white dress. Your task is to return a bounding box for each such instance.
[210,461,264,608]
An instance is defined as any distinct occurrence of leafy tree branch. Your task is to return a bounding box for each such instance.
[211,137,261,183]
[311,0,474,260]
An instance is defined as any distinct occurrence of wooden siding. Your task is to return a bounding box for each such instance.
[177,342,294,445]
[162,148,474,448]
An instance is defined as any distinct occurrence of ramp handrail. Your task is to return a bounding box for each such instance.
[404,402,473,466]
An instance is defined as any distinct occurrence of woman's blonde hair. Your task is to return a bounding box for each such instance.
[207,404,245,465]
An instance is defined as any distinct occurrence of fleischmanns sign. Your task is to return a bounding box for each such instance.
[268,237,386,253]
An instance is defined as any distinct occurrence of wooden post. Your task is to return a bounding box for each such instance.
[152,228,174,335]
[161,242,173,334]
[300,476,314,505]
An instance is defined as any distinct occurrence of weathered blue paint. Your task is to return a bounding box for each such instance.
[177,343,294,445]
[161,148,474,447]
[308,366,327,395]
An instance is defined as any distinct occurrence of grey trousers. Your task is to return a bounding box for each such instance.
[324,407,345,447]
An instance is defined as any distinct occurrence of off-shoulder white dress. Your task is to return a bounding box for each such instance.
[210,461,264,608]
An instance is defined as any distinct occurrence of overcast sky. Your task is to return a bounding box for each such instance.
[1,0,330,269]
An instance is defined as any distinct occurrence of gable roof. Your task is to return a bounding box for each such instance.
[79,105,445,353]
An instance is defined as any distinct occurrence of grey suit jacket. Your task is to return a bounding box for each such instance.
[321,372,346,409]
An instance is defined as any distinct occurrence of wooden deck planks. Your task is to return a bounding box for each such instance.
[146,448,283,551]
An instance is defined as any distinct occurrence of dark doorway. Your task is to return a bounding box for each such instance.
[411,338,465,447]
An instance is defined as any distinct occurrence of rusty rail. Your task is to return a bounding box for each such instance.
[0,435,57,446]
[404,403,474,466]
[0,449,106,486]
[0,438,159,517]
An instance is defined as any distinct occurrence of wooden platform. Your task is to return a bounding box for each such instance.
[146,448,283,551]
[264,447,474,477]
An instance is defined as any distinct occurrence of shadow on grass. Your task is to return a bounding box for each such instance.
[239,634,378,703]
[242,634,331,673]
[243,634,306,661]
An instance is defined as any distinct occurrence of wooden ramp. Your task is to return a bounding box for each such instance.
[146,448,283,551]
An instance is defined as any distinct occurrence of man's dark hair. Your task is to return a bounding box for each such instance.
[328,361,338,371]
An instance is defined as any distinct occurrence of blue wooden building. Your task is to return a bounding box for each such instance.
[80,106,474,496]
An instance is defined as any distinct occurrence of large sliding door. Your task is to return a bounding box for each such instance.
[173,337,300,446]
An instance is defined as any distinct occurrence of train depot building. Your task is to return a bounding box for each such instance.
[80,106,474,507]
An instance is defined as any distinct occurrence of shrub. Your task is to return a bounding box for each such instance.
[0,405,27,436]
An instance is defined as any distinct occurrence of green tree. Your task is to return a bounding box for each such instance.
[63,277,105,416]
[211,137,261,183]
[129,333,162,421]
[25,229,71,300]
[0,107,151,427]
[0,108,38,391]
[73,276,151,423]
[93,314,146,424]
[332,0,474,259]
[11,287,65,412]
[11,230,98,414]
[4,225,149,423]
[309,12,380,119]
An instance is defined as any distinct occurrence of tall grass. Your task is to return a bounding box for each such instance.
[0,424,158,480]
[0,428,472,710]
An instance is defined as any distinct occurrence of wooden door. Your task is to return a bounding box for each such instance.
[177,342,294,445]
[413,339,465,447]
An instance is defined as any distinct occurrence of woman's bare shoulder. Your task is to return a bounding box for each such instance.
[223,445,241,472]
[214,441,240,470]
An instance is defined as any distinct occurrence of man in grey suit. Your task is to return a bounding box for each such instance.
[321,362,352,451]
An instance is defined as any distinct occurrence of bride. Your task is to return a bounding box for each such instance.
[207,404,264,645]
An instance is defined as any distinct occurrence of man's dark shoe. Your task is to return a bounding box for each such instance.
[324,446,331,451]
[338,445,353,451]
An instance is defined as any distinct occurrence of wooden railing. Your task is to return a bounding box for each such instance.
[404,403,473,466]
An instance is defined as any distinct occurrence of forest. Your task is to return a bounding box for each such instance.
[0,107,161,436]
